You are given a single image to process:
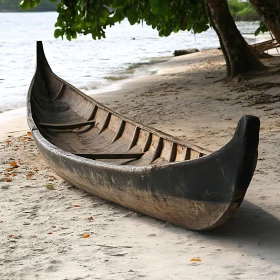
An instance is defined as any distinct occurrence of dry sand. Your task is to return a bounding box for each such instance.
[1,49,280,279]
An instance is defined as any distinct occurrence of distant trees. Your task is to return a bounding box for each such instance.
[249,0,280,42]
[228,0,259,21]
[0,0,56,11]
[0,0,19,10]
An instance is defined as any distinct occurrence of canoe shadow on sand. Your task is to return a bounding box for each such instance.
[201,199,280,265]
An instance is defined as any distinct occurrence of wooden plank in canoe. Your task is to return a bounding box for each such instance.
[39,120,95,129]
[75,152,145,160]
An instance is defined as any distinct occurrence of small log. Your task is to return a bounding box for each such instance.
[174,49,199,56]
[250,39,280,58]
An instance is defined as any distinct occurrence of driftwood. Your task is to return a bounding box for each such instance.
[251,39,280,58]
[174,48,199,56]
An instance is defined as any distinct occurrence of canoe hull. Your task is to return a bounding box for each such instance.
[31,113,258,230]
[33,132,230,230]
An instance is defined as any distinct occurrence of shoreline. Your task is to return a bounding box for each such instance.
[0,31,272,122]
[0,53,172,127]
[1,48,280,279]
[0,51,172,140]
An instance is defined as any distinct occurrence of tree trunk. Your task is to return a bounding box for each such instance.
[206,0,265,78]
[249,0,280,42]
[206,3,231,76]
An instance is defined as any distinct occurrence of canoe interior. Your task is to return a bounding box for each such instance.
[31,55,210,167]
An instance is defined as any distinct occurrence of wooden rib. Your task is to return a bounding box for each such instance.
[169,143,177,162]
[40,126,93,134]
[98,112,111,134]
[39,120,95,129]
[75,152,144,160]
[128,126,140,150]
[151,137,164,163]
[112,120,125,143]
[184,148,191,160]
[87,105,98,121]
[143,132,152,152]
[31,92,45,110]
[34,79,49,101]
[51,83,65,101]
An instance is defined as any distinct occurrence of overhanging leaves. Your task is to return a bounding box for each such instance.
[20,0,210,40]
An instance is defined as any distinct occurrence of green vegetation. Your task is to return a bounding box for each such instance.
[0,0,56,11]
[20,0,267,79]
[228,0,260,21]
[20,0,209,40]
[228,1,268,35]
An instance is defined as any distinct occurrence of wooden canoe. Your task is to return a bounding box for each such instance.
[27,41,260,230]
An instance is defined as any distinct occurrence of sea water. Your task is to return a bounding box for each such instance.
[0,12,261,117]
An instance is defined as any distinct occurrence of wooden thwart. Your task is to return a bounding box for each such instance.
[75,152,145,160]
[39,120,95,129]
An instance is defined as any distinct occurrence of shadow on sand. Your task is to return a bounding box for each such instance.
[202,199,280,264]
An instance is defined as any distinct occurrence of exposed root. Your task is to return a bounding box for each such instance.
[219,65,280,85]
[245,93,280,106]
[240,66,280,80]
[213,75,232,84]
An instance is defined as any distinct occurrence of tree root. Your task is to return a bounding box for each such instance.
[219,65,280,84]
[241,66,280,79]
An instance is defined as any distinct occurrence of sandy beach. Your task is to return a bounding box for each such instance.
[1,49,280,279]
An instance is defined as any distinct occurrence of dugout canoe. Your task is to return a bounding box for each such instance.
[27,41,260,230]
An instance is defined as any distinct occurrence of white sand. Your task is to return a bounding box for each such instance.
[0,116,29,139]
[1,49,280,279]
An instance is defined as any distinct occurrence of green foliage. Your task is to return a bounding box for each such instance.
[19,0,40,9]
[19,0,57,9]
[20,0,209,40]
[254,21,269,36]
[228,0,268,36]
[228,0,259,21]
